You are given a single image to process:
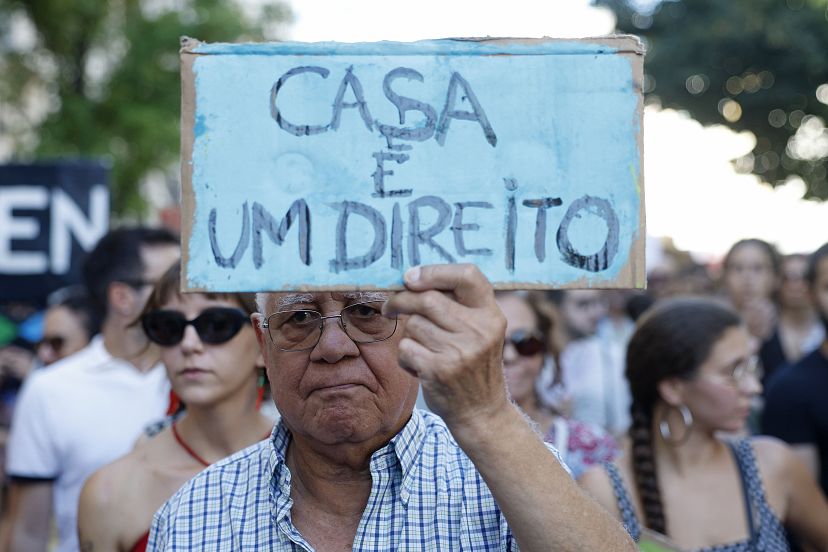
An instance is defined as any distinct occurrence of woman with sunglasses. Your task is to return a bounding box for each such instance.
[495,292,617,479]
[77,262,274,552]
[579,297,828,550]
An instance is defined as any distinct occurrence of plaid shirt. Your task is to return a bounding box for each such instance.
[148,409,524,551]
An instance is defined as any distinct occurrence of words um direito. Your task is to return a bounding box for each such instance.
[207,191,620,275]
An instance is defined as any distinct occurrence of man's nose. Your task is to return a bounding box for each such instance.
[311,315,359,362]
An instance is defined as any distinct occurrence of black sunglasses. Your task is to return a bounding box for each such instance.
[37,336,66,352]
[504,330,545,357]
[141,307,249,347]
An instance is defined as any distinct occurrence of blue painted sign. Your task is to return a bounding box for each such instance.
[180,37,645,291]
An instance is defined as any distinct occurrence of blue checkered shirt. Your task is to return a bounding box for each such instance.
[148,409,527,551]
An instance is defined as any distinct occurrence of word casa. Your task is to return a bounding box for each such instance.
[270,66,498,147]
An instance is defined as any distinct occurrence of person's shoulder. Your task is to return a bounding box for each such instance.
[412,410,485,472]
[168,438,270,494]
[154,438,272,527]
[80,449,141,521]
[740,435,806,493]
[765,349,826,397]
[25,338,105,388]
[749,435,797,471]
[416,410,465,450]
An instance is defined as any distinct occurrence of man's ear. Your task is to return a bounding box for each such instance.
[107,282,135,318]
[656,377,686,407]
[251,313,267,349]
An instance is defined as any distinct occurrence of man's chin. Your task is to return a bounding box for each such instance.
[309,405,380,444]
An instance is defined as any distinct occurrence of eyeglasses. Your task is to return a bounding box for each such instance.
[503,329,545,357]
[37,336,66,352]
[262,301,397,352]
[141,307,249,347]
[709,355,763,387]
[118,278,154,289]
[731,355,763,383]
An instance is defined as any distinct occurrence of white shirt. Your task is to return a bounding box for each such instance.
[6,336,170,552]
[561,331,631,436]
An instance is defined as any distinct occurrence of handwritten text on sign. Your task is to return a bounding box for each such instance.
[181,38,644,291]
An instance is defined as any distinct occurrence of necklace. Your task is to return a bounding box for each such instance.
[171,422,273,468]
[172,422,210,467]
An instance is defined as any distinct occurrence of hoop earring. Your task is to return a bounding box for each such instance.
[658,404,693,446]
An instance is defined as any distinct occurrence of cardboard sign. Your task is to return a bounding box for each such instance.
[0,162,109,304]
[180,37,645,291]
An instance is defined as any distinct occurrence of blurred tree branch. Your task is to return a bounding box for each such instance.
[0,0,292,217]
[599,0,828,200]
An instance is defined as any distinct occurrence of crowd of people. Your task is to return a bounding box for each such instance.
[0,225,826,551]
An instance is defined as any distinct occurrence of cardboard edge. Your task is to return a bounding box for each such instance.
[183,277,634,293]
[180,44,197,292]
[179,35,647,292]
[461,34,645,55]
[625,36,647,290]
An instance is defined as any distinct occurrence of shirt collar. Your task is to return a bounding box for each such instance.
[266,408,426,486]
[265,409,425,473]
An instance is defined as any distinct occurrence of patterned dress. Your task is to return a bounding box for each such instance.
[605,439,789,551]
[543,417,618,479]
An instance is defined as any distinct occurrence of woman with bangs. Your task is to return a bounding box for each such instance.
[579,297,828,551]
[77,262,274,552]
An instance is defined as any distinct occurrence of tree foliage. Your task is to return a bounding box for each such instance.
[0,0,290,217]
[600,0,828,200]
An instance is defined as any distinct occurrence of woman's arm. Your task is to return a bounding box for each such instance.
[755,437,828,551]
[578,464,623,519]
[78,466,125,552]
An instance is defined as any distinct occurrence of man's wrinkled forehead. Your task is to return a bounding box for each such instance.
[271,291,392,311]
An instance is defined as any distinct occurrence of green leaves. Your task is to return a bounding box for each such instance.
[601,0,828,200]
[0,0,291,217]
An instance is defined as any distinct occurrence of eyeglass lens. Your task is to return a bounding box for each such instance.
[267,302,397,351]
[37,336,65,352]
[142,308,248,347]
[505,330,544,357]
[732,356,762,382]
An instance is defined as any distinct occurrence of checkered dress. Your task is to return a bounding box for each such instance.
[148,410,522,551]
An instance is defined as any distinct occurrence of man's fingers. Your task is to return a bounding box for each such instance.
[402,314,447,353]
[401,264,493,309]
[384,289,461,332]
[397,336,438,379]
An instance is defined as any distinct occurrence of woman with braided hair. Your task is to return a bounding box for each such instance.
[580,297,828,551]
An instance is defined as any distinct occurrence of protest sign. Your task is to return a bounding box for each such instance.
[180,37,644,291]
[0,161,109,304]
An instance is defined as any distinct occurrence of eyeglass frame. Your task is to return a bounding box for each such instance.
[116,277,154,290]
[702,355,763,387]
[36,335,66,352]
[141,307,251,347]
[503,329,545,357]
[261,300,398,352]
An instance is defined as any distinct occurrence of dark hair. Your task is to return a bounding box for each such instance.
[722,238,781,278]
[625,297,741,535]
[138,261,257,322]
[137,262,260,415]
[544,289,565,306]
[497,291,562,388]
[82,226,179,314]
[806,242,828,287]
[47,286,101,340]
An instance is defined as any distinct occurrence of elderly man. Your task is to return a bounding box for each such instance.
[148,264,634,550]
